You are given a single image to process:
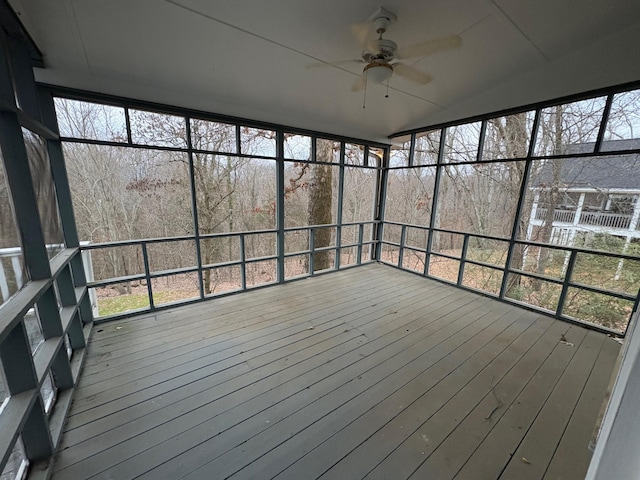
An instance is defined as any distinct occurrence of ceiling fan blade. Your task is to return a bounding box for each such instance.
[305,59,364,69]
[397,34,462,59]
[351,76,366,92]
[392,63,432,85]
[350,22,374,48]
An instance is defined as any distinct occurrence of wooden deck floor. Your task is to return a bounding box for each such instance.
[52,264,620,480]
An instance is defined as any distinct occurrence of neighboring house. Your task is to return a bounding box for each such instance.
[526,139,640,250]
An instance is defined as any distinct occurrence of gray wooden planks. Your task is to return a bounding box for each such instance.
[51,264,620,480]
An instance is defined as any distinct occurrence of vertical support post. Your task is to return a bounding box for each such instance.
[276,131,285,283]
[357,223,364,265]
[0,111,51,280]
[335,141,345,270]
[458,234,470,286]
[7,34,41,121]
[309,228,315,275]
[556,249,578,318]
[141,242,154,310]
[240,234,246,290]
[425,128,446,277]
[398,224,407,268]
[38,87,80,251]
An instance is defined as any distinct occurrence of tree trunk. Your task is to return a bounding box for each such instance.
[500,113,530,296]
[308,141,333,271]
[533,106,564,290]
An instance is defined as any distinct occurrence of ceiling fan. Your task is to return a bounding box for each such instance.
[339,7,462,93]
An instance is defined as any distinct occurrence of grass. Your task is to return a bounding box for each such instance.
[98,290,202,316]
[97,293,150,317]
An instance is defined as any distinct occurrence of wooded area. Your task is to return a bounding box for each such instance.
[385,92,640,331]
[1,90,639,332]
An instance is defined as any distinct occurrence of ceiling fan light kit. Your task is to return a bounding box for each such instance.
[363,61,393,84]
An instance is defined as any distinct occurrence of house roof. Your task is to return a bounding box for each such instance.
[8,0,640,143]
[534,140,640,190]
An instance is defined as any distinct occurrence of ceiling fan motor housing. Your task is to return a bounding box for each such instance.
[363,38,397,62]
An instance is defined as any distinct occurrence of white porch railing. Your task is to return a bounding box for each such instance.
[0,246,23,302]
[535,208,634,230]
[580,211,633,229]
[0,244,98,316]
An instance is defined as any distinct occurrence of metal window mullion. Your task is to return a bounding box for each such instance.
[407,133,416,167]
[185,117,204,299]
[373,146,389,261]
[124,107,133,144]
[476,120,487,162]
[276,131,285,283]
[499,109,541,299]
[398,224,407,268]
[624,293,640,337]
[141,242,154,310]
[240,234,246,290]
[335,150,344,269]
[556,250,578,317]
[425,128,446,276]
[458,234,470,286]
[594,93,614,153]
[357,223,364,265]
[309,228,315,275]
[235,124,242,154]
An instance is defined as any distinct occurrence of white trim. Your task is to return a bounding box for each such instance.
[586,309,640,480]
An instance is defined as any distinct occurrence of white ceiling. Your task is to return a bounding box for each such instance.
[10,0,640,143]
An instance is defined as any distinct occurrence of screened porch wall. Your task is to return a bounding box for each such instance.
[383,86,640,336]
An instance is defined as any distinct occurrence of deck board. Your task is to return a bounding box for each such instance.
[52,264,620,480]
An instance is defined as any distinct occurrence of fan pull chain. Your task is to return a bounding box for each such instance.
[385,80,390,98]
